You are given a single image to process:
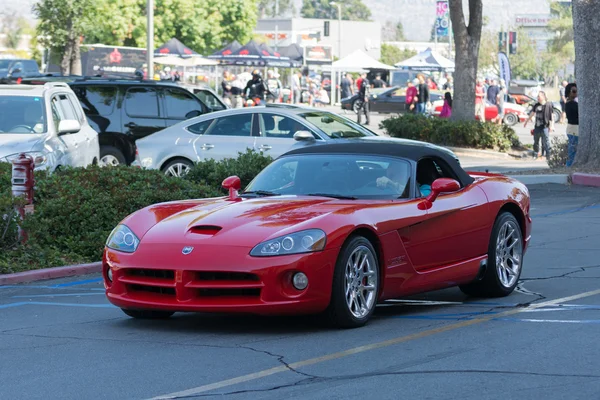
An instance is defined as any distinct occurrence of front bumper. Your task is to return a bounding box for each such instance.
[103,245,339,315]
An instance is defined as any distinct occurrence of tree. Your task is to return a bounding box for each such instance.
[547,1,575,78]
[508,28,539,80]
[380,44,416,66]
[448,0,483,121]
[572,0,600,167]
[477,30,497,74]
[1,12,25,49]
[258,0,295,17]
[301,0,371,21]
[34,0,95,75]
[382,20,406,42]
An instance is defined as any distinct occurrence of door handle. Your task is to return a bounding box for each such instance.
[125,122,137,128]
[200,144,214,150]
[258,144,272,150]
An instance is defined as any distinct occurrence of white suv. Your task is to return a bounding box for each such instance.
[0,82,99,170]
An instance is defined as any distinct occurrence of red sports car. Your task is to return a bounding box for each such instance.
[432,100,529,126]
[103,139,532,328]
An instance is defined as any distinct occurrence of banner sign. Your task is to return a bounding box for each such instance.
[436,1,450,37]
[498,52,511,86]
[304,45,333,64]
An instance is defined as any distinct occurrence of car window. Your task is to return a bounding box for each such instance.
[164,88,203,119]
[194,90,226,111]
[259,114,310,139]
[206,114,252,137]
[300,112,373,139]
[187,119,214,135]
[246,154,411,199]
[24,61,38,73]
[50,99,62,132]
[416,157,461,196]
[67,94,85,123]
[392,89,405,97]
[72,86,117,116]
[57,94,78,120]
[125,87,159,118]
[0,95,47,134]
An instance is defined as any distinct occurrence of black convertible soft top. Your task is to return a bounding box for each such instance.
[283,138,475,187]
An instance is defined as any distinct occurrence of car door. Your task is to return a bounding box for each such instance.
[382,89,406,113]
[67,92,97,166]
[54,93,87,166]
[194,113,256,161]
[122,86,166,141]
[50,95,79,167]
[406,157,490,271]
[161,87,206,127]
[255,113,316,158]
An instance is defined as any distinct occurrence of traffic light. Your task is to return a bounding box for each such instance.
[324,21,330,37]
[509,32,518,54]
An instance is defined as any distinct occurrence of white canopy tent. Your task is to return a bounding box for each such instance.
[154,55,220,85]
[329,49,394,104]
[394,48,455,72]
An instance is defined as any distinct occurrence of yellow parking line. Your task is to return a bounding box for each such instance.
[149,288,600,400]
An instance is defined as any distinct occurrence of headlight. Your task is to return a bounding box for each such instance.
[106,225,140,253]
[4,152,47,166]
[250,229,326,257]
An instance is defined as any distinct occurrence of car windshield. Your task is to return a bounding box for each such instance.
[299,112,375,139]
[245,154,412,200]
[0,60,10,69]
[0,96,47,134]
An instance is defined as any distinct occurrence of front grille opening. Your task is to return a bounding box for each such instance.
[128,269,175,280]
[198,288,261,297]
[196,271,259,281]
[189,225,222,235]
[128,284,176,296]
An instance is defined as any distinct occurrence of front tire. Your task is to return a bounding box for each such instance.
[121,309,174,319]
[100,146,126,167]
[460,212,523,297]
[326,236,379,328]
[352,99,360,114]
[503,113,518,126]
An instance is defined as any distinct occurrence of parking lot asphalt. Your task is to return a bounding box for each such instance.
[2,184,600,400]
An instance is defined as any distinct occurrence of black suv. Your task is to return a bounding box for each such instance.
[0,59,41,83]
[67,79,227,165]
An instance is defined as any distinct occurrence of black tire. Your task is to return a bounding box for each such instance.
[459,212,524,298]
[121,309,174,319]
[326,236,380,328]
[100,146,126,167]
[553,108,561,123]
[161,158,194,177]
[352,99,360,114]
[503,113,518,126]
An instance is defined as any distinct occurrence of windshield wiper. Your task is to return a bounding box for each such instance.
[306,193,357,200]
[239,190,280,197]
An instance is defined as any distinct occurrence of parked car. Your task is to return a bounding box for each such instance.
[135,105,383,177]
[341,86,443,114]
[431,99,529,126]
[0,59,40,83]
[507,93,561,123]
[103,139,531,328]
[0,83,99,171]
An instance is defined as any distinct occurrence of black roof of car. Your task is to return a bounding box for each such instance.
[282,138,474,186]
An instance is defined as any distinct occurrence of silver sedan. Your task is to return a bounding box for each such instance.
[135,106,380,176]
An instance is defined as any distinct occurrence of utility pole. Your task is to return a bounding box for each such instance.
[275,0,279,51]
[147,0,153,80]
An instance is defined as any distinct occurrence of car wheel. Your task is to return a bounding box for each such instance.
[503,113,518,126]
[459,212,523,297]
[121,309,174,319]
[352,99,360,114]
[100,146,126,167]
[326,236,379,328]
[162,159,193,177]
[553,108,561,123]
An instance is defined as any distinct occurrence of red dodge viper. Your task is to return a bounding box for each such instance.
[103,139,532,328]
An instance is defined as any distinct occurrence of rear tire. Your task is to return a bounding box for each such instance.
[352,99,360,114]
[459,212,523,297]
[100,146,126,167]
[121,309,174,319]
[503,113,518,126]
[161,158,193,177]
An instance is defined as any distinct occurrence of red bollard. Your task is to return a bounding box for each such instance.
[11,153,35,242]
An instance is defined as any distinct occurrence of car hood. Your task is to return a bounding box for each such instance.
[136,196,358,249]
[0,134,44,158]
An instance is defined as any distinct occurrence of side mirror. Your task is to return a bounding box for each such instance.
[9,68,22,76]
[222,175,241,201]
[293,130,315,141]
[185,110,202,119]
[419,178,461,210]
[58,119,81,135]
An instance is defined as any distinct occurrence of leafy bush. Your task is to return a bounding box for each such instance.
[185,149,273,191]
[380,114,520,152]
[547,136,569,169]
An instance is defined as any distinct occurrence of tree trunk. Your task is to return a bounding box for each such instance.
[60,43,72,76]
[70,37,82,76]
[572,0,600,168]
[448,0,483,121]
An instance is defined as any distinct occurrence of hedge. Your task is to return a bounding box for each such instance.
[380,114,521,152]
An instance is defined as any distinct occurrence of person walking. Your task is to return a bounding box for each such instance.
[221,71,233,107]
[487,79,499,107]
[265,70,282,103]
[405,79,417,113]
[416,74,429,114]
[340,73,354,100]
[357,73,370,125]
[564,83,578,166]
[292,71,302,104]
[439,92,452,118]
[230,74,244,108]
[372,74,386,88]
[524,91,554,159]
[559,80,568,124]
[494,79,506,124]
[475,79,486,122]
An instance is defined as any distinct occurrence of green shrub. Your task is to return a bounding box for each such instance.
[0,163,21,252]
[380,114,520,152]
[185,149,273,191]
[547,136,569,169]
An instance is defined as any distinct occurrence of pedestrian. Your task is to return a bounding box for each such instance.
[524,91,554,160]
[439,92,452,118]
[427,77,438,90]
[230,74,244,108]
[372,73,386,88]
[292,71,302,103]
[312,83,330,107]
[244,70,271,106]
[475,79,486,122]
[340,73,354,99]
[356,74,363,94]
[221,71,233,107]
[487,79,499,106]
[357,73,370,125]
[405,79,417,113]
[564,83,578,166]
[443,75,453,91]
[266,70,282,103]
[495,79,506,124]
[416,74,429,114]
[559,80,568,124]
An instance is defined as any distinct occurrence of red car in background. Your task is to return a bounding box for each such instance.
[432,100,528,125]
[103,139,531,328]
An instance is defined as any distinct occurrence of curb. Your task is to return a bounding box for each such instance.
[507,174,570,186]
[571,173,600,188]
[0,262,102,286]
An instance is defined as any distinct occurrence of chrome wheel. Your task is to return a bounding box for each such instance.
[100,155,120,167]
[495,220,522,288]
[344,245,377,319]
[164,162,191,177]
